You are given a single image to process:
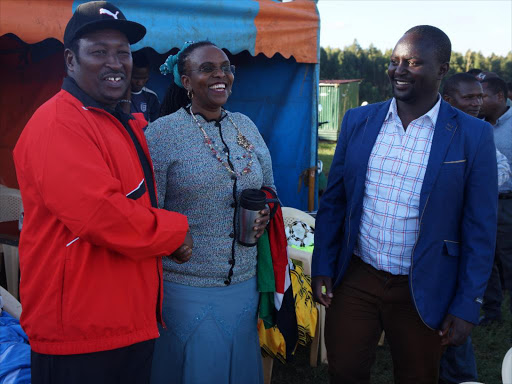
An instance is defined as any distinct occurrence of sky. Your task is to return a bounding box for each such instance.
[317,0,512,57]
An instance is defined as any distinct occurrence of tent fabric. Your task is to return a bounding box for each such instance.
[0,35,65,188]
[224,54,315,209]
[0,0,319,64]
[0,0,319,209]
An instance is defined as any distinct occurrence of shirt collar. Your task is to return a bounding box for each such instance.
[496,106,512,126]
[385,94,442,127]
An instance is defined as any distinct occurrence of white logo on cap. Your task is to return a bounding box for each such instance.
[99,8,119,19]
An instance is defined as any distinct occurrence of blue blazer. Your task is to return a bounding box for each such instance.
[312,99,498,329]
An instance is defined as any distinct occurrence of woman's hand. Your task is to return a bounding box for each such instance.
[254,208,270,239]
[169,231,193,264]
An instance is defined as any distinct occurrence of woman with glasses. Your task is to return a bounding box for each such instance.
[146,41,274,384]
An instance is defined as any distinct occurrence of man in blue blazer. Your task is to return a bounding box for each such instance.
[312,25,497,383]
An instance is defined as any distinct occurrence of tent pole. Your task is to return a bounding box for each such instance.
[308,62,319,212]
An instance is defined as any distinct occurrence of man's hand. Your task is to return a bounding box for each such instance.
[439,313,474,346]
[254,208,271,239]
[169,231,193,264]
[312,275,333,308]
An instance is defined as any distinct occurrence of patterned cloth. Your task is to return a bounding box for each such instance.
[257,263,317,364]
[355,97,441,275]
[146,107,275,287]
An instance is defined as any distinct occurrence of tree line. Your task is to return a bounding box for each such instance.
[320,40,512,104]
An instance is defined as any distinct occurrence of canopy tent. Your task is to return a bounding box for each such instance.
[0,0,320,209]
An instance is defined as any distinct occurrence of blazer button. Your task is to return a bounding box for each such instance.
[231,202,236,208]
[229,232,235,238]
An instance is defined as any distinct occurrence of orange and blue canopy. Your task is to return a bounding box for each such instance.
[0,0,319,63]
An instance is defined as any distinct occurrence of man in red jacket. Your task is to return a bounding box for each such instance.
[13,2,192,383]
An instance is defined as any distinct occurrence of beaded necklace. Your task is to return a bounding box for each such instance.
[190,107,255,177]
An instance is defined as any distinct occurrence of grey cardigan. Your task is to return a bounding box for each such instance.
[145,107,275,287]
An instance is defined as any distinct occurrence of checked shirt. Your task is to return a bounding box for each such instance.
[354,97,441,275]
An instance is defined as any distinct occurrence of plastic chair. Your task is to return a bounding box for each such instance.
[502,347,512,384]
[281,207,327,366]
[0,285,22,320]
[0,185,23,299]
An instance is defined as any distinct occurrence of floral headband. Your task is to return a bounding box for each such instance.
[160,41,194,88]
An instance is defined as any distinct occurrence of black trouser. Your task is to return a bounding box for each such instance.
[482,198,512,318]
[31,339,155,384]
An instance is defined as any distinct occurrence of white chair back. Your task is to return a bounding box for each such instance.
[281,207,316,229]
[0,185,23,299]
[0,285,22,320]
[503,347,512,384]
[281,207,315,275]
[280,207,326,366]
[0,185,23,223]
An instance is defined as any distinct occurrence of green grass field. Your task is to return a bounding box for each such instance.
[271,140,509,383]
[272,292,510,384]
[318,141,337,177]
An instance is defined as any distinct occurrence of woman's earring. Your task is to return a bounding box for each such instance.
[187,89,194,100]
[229,89,232,95]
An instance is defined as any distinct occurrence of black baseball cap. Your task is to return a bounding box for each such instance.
[64,1,146,48]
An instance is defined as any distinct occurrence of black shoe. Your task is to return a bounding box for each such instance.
[478,315,502,326]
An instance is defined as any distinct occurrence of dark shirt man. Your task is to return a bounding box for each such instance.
[443,73,510,186]
[130,50,160,123]
[479,76,512,326]
[13,2,192,383]
[312,26,497,383]
[439,73,494,384]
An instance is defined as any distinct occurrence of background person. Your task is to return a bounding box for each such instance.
[13,2,192,383]
[145,41,274,384]
[130,50,160,123]
[312,25,497,383]
[479,76,512,326]
[440,72,510,384]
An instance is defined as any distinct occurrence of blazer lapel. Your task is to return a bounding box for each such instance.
[352,100,392,204]
[418,100,458,214]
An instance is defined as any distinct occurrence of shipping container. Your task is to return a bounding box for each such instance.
[318,80,361,141]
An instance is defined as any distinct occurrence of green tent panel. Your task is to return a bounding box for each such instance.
[318,80,361,141]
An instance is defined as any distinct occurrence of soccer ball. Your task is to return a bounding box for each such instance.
[285,220,314,247]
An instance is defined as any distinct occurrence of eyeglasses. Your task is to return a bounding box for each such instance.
[189,64,236,75]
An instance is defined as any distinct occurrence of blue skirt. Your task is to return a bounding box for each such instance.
[151,277,263,384]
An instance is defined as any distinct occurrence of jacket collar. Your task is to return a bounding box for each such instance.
[418,99,458,212]
[354,99,458,217]
[62,77,134,122]
[62,77,106,111]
